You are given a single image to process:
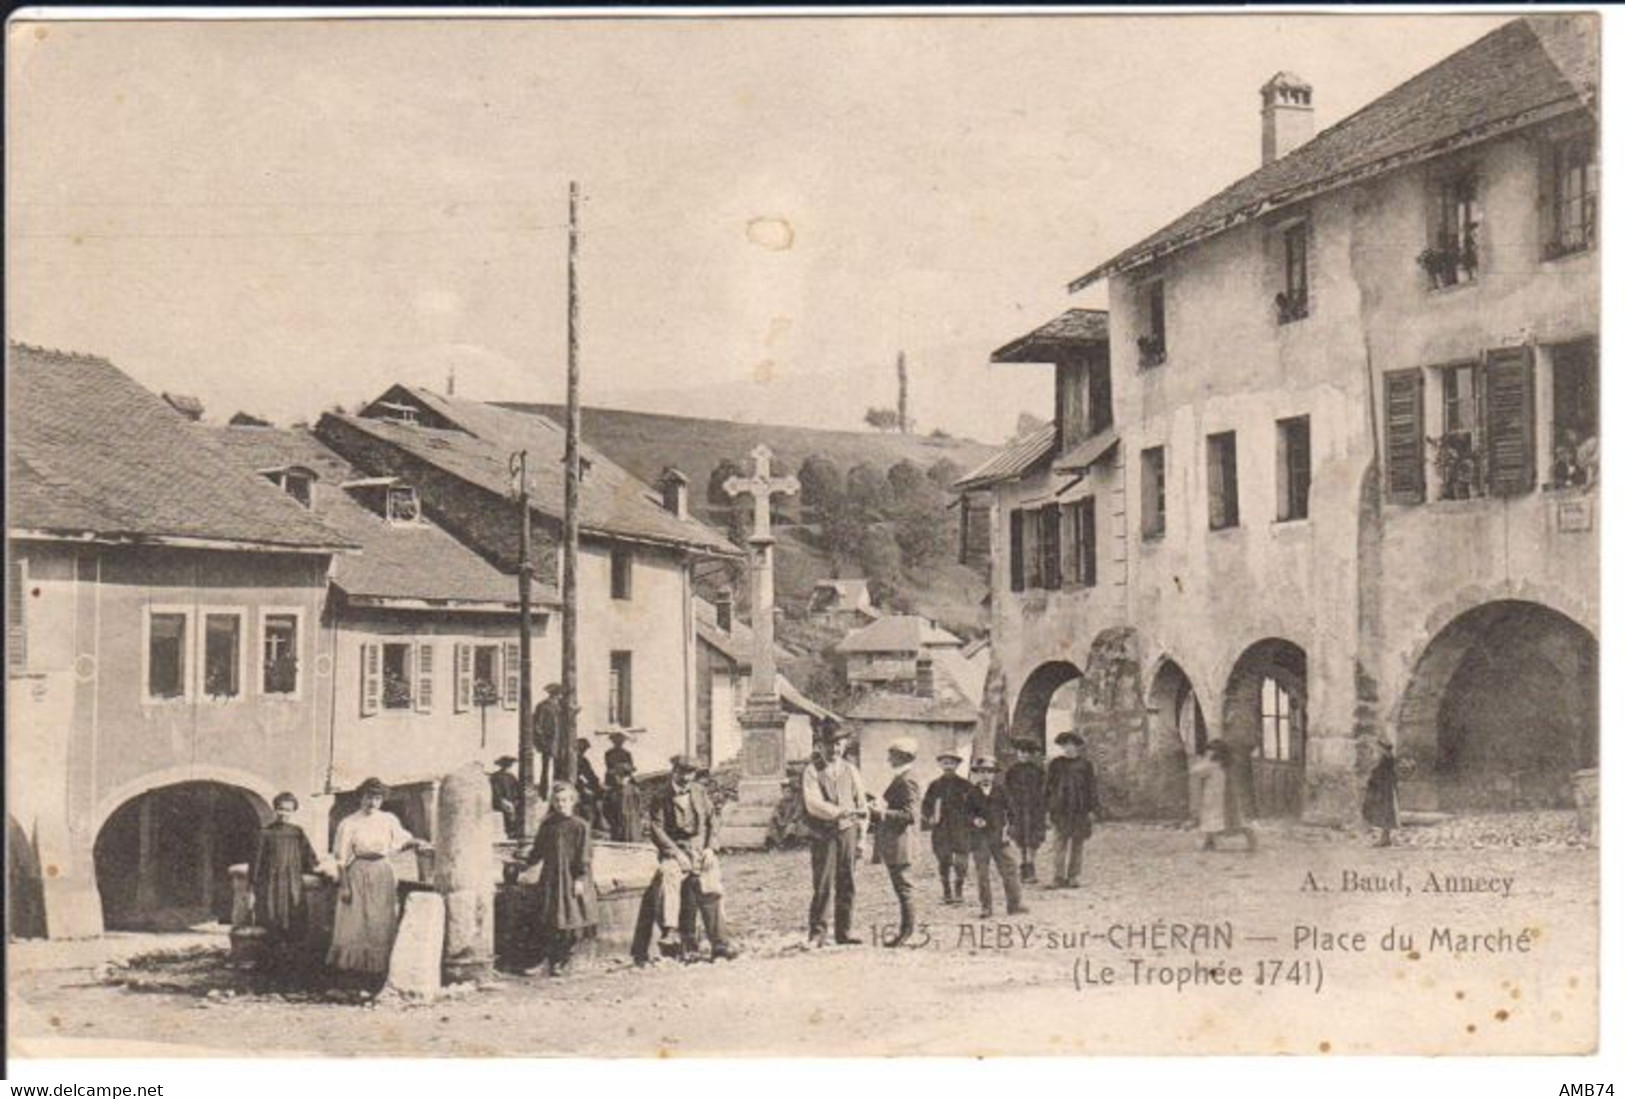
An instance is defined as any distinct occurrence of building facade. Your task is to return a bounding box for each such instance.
[965,15,1599,824]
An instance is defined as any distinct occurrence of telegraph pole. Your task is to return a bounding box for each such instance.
[512,449,535,833]
[559,181,582,787]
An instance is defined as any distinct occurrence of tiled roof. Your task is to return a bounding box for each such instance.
[835,614,963,655]
[954,423,1057,491]
[1070,15,1598,290]
[322,388,740,557]
[210,425,554,607]
[693,609,793,669]
[8,344,352,553]
[991,309,1110,363]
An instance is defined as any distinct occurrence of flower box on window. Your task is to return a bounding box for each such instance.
[1426,431,1482,500]
[1274,289,1309,325]
[1137,334,1166,367]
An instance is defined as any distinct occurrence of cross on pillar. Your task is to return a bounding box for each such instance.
[723,445,799,705]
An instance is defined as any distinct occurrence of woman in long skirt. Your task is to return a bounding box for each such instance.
[327,777,426,979]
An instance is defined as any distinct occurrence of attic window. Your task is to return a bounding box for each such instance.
[261,468,315,509]
[386,486,422,524]
[375,401,420,425]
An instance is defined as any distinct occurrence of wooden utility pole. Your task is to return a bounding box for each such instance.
[558,181,582,787]
[896,350,910,434]
[513,449,536,832]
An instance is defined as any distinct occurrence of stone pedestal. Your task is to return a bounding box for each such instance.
[433,763,495,984]
[718,697,788,849]
[386,891,446,1001]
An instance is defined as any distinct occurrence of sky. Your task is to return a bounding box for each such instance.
[6,11,1512,443]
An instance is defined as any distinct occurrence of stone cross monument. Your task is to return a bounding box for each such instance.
[718,445,799,847]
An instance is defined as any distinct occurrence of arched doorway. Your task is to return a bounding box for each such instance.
[1149,660,1208,761]
[93,781,269,931]
[1396,601,1596,812]
[1223,639,1308,818]
[1009,660,1085,756]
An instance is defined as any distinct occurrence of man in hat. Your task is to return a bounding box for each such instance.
[1004,738,1048,883]
[1045,731,1099,889]
[573,737,606,832]
[490,756,521,838]
[966,757,1029,919]
[532,683,568,789]
[921,748,974,905]
[802,724,867,946]
[647,754,732,958]
[603,731,642,843]
[869,737,922,948]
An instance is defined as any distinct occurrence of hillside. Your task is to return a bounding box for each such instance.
[495,403,997,489]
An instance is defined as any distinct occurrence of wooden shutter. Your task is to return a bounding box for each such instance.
[453,643,472,713]
[1008,509,1025,592]
[1059,502,1079,583]
[1383,369,1426,504]
[1040,504,1062,590]
[7,557,26,673]
[414,643,434,713]
[360,642,381,716]
[1080,498,1097,587]
[502,641,521,709]
[1482,346,1536,497]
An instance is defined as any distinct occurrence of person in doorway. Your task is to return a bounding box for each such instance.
[966,758,1029,919]
[1045,732,1098,889]
[1189,741,1258,851]
[1362,739,1401,847]
[573,737,606,833]
[921,749,973,905]
[802,725,867,946]
[248,792,320,972]
[1004,739,1048,884]
[869,737,922,948]
[522,782,598,976]
[327,778,429,982]
[647,755,733,960]
[489,756,521,838]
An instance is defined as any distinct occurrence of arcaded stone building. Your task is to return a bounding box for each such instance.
[961,15,1598,825]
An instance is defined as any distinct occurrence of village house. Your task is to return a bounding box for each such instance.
[962,15,1598,824]
[7,345,354,938]
[804,577,880,630]
[835,613,980,699]
[209,423,559,842]
[313,386,744,781]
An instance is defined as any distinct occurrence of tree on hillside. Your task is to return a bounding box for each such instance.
[895,502,954,569]
[886,459,930,510]
[846,462,891,515]
[707,459,743,508]
[864,407,901,433]
[858,526,904,597]
[926,457,964,489]
[819,498,868,571]
[797,455,843,510]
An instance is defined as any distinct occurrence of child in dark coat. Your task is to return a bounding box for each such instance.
[1003,738,1048,883]
[523,782,598,975]
[248,791,319,971]
[967,758,1029,919]
[921,750,974,904]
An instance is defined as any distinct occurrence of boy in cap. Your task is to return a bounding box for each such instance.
[966,758,1029,919]
[1045,731,1099,889]
[869,737,922,948]
[921,749,974,905]
[1003,738,1047,883]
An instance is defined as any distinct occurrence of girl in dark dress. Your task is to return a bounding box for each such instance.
[523,782,598,975]
[248,792,319,971]
[1362,740,1401,846]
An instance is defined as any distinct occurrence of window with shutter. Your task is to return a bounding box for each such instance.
[1039,504,1062,590]
[1060,500,1079,582]
[1207,432,1240,530]
[360,642,381,716]
[415,643,434,713]
[454,643,473,712]
[502,641,521,709]
[1008,509,1025,592]
[1482,347,1535,497]
[1383,370,1426,503]
[1140,447,1166,539]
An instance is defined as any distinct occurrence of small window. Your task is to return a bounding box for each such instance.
[1434,363,1481,501]
[1138,281,1167,366]
[610,547,634,601]
[382,642,414,709]
[1546,133,1597,259]
[1276,223,1310,324]
[283,472,314,509]
[1260,677,1302,762]
[1421,171,1480,289]
[1066,498,1097,587]
[609,650,634,727]
[1550,338,1598,489]
[1276,417,1311,521]
[1140,447,1167,540]
[386,486,421,524]
[203,612,243,699]
[148,611,189,700]
[1207,431,1240,530]
[472,644,502,707]
[262,612,300,696]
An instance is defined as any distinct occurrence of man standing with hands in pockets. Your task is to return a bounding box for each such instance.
[802,725,867,947]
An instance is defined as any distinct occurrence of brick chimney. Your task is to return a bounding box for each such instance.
[1260,72,1314,166]
[657,467,689,520]
[715,590,734,633]
[916,656,936,699]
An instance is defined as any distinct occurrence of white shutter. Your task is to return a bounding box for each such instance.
[415,643,434,713]
[360,642,381,716]
[502,641,521,710]
[454,643,472,713]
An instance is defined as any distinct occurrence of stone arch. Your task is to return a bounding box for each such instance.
[1222,638,1309,818]
[91,764,278,841]
[1147,656,1210,761]
[92,778,273,931]
[1392,599,1596,812]
[1008,659,1085,758]
[7,813,48,939]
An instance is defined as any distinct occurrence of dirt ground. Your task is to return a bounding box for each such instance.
[8,816,1599,1058]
